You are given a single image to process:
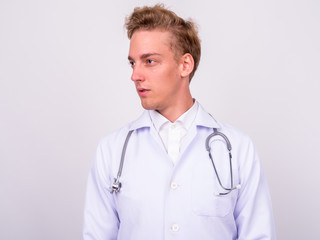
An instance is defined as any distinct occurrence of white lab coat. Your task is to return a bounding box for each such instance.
[83,104,276,240]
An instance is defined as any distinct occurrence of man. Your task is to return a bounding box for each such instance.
[83,4,276,240]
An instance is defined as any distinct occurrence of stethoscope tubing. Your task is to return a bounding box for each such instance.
[109,130,134,193]
[109,127,241,195]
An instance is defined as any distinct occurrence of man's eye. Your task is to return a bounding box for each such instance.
[129,61,135,67]
[146,59,154,64]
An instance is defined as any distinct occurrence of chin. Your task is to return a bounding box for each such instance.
[141,101,156,111]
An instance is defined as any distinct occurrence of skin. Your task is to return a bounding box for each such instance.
[128,30,195,122]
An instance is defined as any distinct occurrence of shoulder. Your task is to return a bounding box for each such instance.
[214,120,256,155]
[218,121,261,170]
[218,121,251,141]
[98,110,151,149]
[98,123,132,150]
[196,103,254,148]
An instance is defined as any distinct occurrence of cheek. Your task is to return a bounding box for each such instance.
[148,65,180,93]
[161,65,179,81]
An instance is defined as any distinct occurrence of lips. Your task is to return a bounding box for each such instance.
[137,88,150,97]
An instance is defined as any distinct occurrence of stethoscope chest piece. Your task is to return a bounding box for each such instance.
[110,178,122,193]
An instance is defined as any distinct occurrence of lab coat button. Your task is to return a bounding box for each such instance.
[171,224,180,232]
[170,182,178,190]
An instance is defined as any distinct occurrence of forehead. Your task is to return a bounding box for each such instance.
[129,30,174,57]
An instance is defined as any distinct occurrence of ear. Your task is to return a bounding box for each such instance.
[179,53,194,78]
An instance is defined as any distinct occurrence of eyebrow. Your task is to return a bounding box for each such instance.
[128,53,161,61]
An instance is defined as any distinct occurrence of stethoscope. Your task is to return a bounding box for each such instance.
[109,128,241,196]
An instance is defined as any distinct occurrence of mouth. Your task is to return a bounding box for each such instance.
[137,88,150,96]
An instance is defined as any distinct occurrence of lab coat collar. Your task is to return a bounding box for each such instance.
[128,102,221,131]
[128,110,153,131]
[194,103,221,129]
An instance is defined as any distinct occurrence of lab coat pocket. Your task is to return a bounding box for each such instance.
[192,193,232,217]
[191,161,234,218]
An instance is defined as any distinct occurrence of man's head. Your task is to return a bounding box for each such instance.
[125,4,201,81]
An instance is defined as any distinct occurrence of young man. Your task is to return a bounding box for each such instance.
[83,5,276,240]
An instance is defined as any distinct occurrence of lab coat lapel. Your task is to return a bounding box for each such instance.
[128,110,169,156]
[179,103,221,160]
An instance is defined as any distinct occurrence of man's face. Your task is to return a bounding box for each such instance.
[128,30,184,113]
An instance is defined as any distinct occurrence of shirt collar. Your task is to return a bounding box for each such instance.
[149,101,199,132]
[148,109,168,132]
[129,101,220,131]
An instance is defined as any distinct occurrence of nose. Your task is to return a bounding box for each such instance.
[131,65,144,82]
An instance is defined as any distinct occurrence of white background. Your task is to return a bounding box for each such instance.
[1,0,319,239]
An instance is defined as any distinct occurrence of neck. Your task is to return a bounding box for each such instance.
[158,92,194,123]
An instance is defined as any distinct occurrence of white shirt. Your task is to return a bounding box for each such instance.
[149,101,198,163]
[83,102,276,240]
